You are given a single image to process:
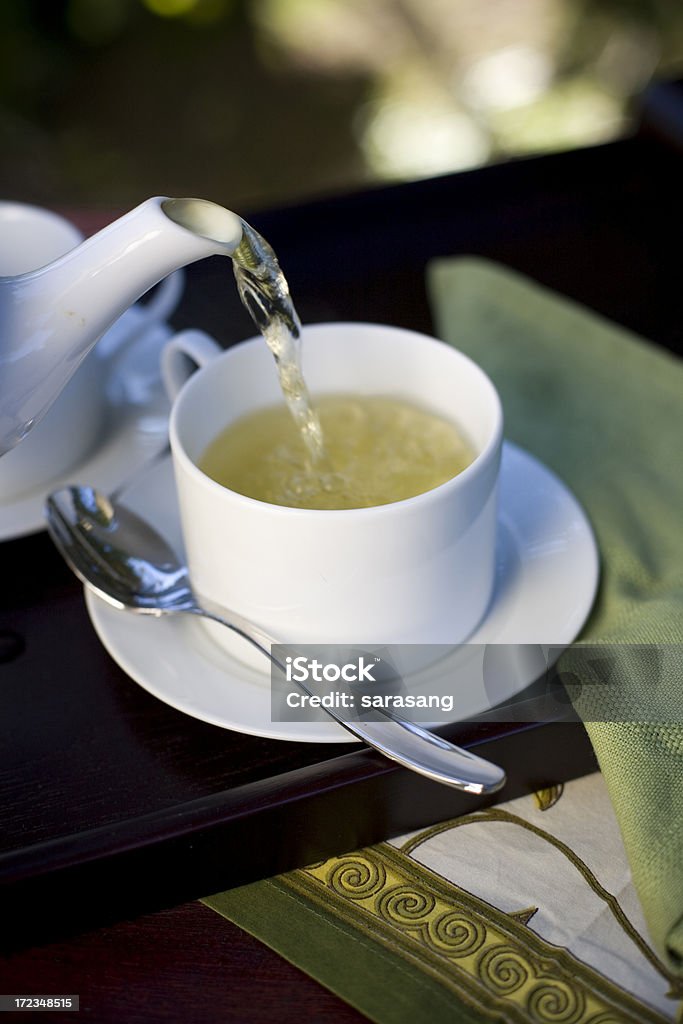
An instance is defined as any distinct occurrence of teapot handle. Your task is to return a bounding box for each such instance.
[94,269,186,366]
[161,329,223,400]
[139,268,185,326]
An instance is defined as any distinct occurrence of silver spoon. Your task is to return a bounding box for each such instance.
[45,485,506,795]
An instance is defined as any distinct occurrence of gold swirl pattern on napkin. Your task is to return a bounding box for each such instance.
[281,838,669,1023]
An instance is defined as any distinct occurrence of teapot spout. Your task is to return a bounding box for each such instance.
[0,197,243,456]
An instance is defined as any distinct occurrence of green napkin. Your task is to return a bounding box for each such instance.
[204,258,683,1018]
[428,257,683,971]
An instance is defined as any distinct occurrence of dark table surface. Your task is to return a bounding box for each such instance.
[1,81,682,1022]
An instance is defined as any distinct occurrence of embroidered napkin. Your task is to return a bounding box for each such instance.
[206,773,679,1021]
[203,258,683,1021]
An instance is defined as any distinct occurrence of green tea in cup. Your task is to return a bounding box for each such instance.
[198,393,474,510]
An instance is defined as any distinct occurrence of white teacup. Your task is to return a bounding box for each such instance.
[0,201,182,501]
[162,322,503,663]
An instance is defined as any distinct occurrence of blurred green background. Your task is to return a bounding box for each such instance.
[1,0,682,212]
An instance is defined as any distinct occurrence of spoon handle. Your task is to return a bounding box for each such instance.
[196,606,506,796]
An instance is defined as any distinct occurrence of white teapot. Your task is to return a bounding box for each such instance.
[0,197,244,458]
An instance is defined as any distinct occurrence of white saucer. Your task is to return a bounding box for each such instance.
[85,443,599,743]
[0,313,172,542]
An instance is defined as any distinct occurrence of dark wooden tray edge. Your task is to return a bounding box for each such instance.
[1,719,597,951]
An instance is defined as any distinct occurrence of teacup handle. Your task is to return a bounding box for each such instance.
[161,329,223,400]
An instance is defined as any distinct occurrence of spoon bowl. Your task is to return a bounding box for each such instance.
[45,484,506,796]
[47,486,196,613]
